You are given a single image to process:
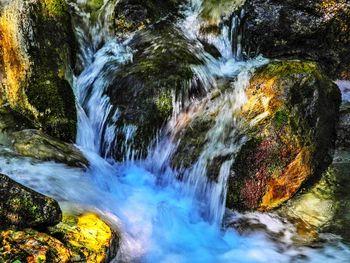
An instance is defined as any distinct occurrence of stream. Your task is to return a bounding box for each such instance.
[1,0,350,262]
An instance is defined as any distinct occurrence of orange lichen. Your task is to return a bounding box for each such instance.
[260,148,312,210]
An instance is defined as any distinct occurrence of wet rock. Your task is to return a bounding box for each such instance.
[48,213,119,262]
[336,103,350,148]
[114,0,183,36]
[279,148,350,242]
[171,60,340,211]
[242,0,350,79]
[228,60,340,211]
[0,173,62,229]
[11,129,88,168]
[0,228,71,263]
[0,0,77,142]
[106,24,207,159]
[0,212,119,263]
[0,106,34,133]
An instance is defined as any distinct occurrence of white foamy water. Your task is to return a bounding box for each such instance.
[336,80,350,102]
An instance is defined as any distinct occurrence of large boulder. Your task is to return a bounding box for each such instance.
[0,0,77,142]
[242,0,350,79]
[11,129,88,168]
[104,23,206,159]
[0,173,62,229]
[171,60,340,211]
[228,61,340,210]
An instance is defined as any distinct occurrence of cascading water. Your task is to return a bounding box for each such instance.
[1,0,350,262]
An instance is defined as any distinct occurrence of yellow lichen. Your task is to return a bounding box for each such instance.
[0,229,71,263]
[51,213,115,263]
[0,2,38,117]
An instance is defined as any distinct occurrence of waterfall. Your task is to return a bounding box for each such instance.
[1,0,350,262]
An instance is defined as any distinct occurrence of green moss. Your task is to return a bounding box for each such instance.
[155,91,173,121]
[43,0,68,18]
[88,0,105,11]
[272,109,289,129]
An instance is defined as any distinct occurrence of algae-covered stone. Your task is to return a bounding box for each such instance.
[11,129,88,168]
[0,173,62,228]
[0,212,118,262]
[48,213,119,263]
[227,60,340,211]
[0,228,71,263]
[0,0,77,142]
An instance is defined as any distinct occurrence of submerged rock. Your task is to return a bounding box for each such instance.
[242,0,350,79]
[0,0,77,142]
[11,129,88,168]
[0,173,62,229]
[0,212,119,263]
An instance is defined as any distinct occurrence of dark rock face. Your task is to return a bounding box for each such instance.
[242,0,350,79]
[114,0,183,35]
[0,106,34,134]
[106,24,206,159]
[0,0,77,142]
[0,173,62,229]
[11,129,88,168]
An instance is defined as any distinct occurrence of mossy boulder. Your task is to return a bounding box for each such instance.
[10,129,88,167]
[170,60,340,211]
[0,212,119,263]
[0,173,62,229]
[227,60,340,210]
[106,24,206,159]
[242,0,350,79]
[0,0,77,142]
